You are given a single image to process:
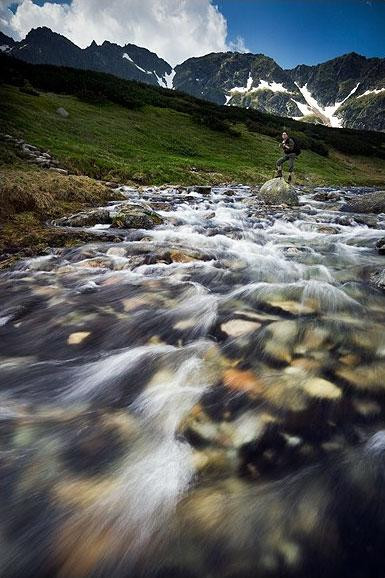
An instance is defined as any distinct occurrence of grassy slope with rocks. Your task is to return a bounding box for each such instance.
[2,84,385,187]
[0,143,124,267]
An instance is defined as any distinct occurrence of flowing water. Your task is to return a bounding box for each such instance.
[1,184,385,577]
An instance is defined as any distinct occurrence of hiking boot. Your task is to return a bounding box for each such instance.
[275,169,283,178]
[288,173,292,183]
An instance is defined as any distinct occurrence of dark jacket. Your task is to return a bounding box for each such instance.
[281,137,295,154]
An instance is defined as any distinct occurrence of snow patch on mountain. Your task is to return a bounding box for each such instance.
[229,72,254,95]
[255,80,289,93]
[225,75,289,105]
[357,87,385,98]
[123,52,152,75]
[164,69,175,89]
[0,45,11,52]
[293,82,360,127]
[152,69,175,89]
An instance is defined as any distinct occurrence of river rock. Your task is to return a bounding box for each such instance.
[313,191,342,202]
[369,269,385,291]
[302,378,341,400]
[54,209,111,227]
[340,190,385,214]
[187,186,211,195]
[376,238,385,255]
[336,362,385,391]
[257,178,299,206]
[220,319,261,337]
[111,206,163,229]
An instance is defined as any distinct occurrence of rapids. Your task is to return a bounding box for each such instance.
[1,184,385,577]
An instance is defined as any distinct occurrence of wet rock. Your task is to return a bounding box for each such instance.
[111,206,163,229]
[375,237,385,255]
[187,186,211,195]
[315,225,339,235]
[369,269,385,291]
[223,368,263,396]
[56,107,69,118]
[341,190,385,214]
[54,209,111,227]
[220,319,261,338]
[191,448,236,477]
[313,191,342,202]
[67,332,91,345]
[336,362,385,391]
[223,189,236,197]
[106,247,127,258]
[353,214,378,228]
[257,178,299,206]
[169,250,198,264]
[302,378,341,400]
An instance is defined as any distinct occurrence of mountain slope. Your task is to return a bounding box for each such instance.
[3,26,385,131]
[1,54,385,187]
[7,27,173,88]
[174,51,385,131]
[173,52,305,119]
[0,31,15,53]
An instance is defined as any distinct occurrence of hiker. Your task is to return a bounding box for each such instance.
[275,131,299,183]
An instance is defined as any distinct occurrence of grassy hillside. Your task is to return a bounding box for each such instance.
[1,53,385,186]
[2,84,385,187]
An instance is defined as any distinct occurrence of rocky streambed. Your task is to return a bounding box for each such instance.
[1,182,385,577]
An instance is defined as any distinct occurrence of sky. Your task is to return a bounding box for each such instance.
[1,0,385,67]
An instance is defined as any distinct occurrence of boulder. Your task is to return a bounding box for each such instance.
[56,107,69,118]
[340,190,385,214]
[111,205,163,229]
[257,178,299,206]
[54,209,111,227]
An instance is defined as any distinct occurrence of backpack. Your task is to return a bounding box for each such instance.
[291,137,301,156]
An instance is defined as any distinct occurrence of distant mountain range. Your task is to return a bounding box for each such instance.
[1,27,385,131]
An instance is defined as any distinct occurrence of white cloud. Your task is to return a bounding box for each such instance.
[1,0,248,66]
[228,35,250,54]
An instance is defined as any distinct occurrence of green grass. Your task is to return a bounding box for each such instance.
[1,85,385,186]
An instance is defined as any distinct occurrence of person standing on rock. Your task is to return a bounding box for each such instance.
[275,131,298,183]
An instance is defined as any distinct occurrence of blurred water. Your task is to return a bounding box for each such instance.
[1,184,385,577]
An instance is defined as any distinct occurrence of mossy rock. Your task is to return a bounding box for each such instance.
[257,178,299,206]
[340,191,385,214]
[111,206,163,229]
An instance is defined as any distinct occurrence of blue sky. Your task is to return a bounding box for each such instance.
[3,0,385,67]
[217,0,385,68]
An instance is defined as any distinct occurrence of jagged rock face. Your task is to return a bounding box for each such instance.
[7,27,173,88]
[6,27,385,131]
[174,51,385,131]
[173,52,305,118]
[0,31,15,53]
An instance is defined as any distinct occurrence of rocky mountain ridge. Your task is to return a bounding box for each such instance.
[2,27,384,131]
